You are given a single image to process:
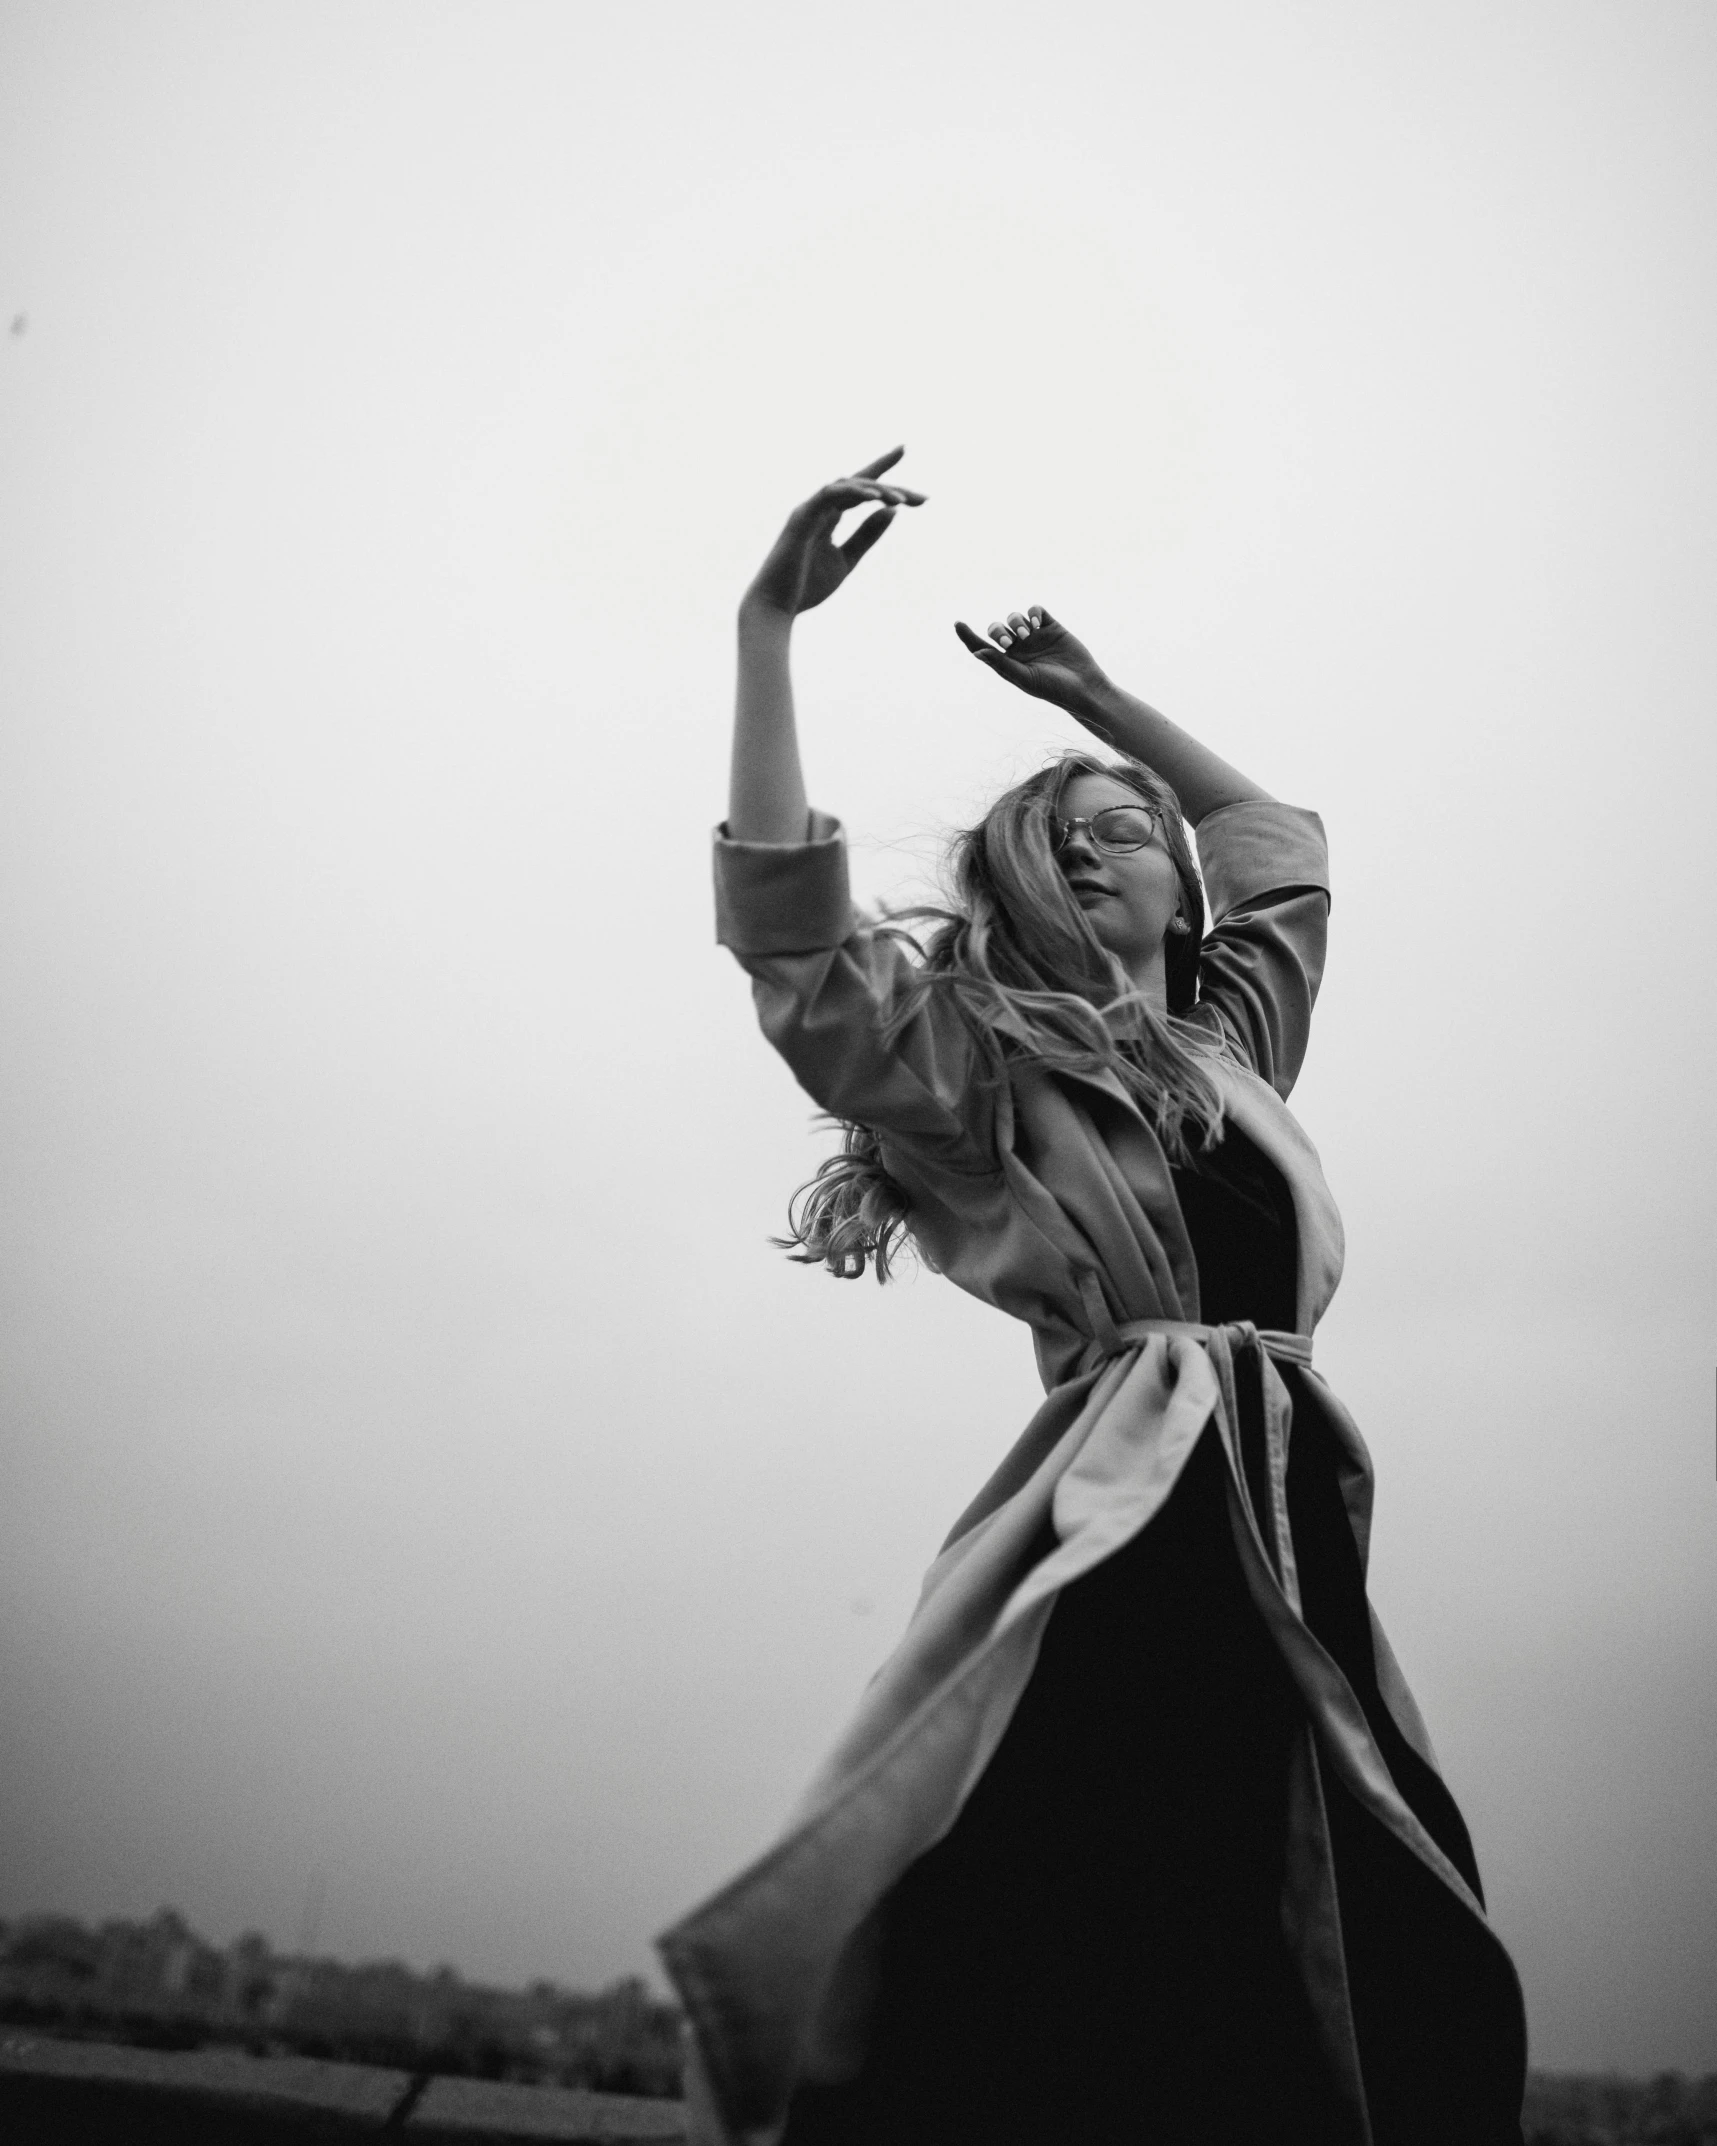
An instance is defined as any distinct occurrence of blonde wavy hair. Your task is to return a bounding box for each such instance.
[781,752,1227,1281]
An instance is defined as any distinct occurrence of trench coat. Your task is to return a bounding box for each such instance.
[658,800,1527,2146]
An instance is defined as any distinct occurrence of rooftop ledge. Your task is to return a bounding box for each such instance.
[0,2032,688,2143]
[7,2031,1715,2144]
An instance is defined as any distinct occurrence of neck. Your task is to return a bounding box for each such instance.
[1121,944,1170,1013]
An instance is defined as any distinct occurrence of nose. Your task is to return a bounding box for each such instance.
[1057,823,1100,869]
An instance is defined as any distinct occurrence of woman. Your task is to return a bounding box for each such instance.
[658,451,1528,2146]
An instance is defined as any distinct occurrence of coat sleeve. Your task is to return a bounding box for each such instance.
[1190,800,1330,1100]
[714,813,995,1168]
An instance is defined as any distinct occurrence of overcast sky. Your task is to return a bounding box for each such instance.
[2,0,1714,2076]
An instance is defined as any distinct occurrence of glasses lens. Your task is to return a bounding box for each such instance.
[1091,806,1156,851]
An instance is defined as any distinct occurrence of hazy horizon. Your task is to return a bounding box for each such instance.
[2,0,1713,2076]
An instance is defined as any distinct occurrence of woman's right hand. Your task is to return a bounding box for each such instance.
[742,448,925,622]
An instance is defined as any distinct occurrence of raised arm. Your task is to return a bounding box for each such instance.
[719,456,996,1165]
[953,605,1270,824]
[730,450,925,843]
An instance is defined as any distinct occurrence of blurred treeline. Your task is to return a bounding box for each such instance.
[0,1908,681,2096]
[1523,2072,1717,2145]
[4,1908,1714,2130]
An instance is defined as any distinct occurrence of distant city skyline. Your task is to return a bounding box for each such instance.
[0,1905,681,2095]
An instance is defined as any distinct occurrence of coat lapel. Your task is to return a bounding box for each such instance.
[1210,1059,1346,1333]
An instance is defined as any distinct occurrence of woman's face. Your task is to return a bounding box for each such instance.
[1054,773,1184,980]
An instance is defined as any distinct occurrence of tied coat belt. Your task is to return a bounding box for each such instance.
[658,1318,1515,2146]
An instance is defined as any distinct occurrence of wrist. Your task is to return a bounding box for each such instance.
[1068,672,1120,725]
[738,590,795,642]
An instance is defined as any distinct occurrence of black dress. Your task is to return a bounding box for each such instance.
[784,1125,1513,2146]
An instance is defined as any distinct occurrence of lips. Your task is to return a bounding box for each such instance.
[1065,877,1112,901]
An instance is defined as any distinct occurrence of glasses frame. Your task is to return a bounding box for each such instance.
[1050,803,1162,855]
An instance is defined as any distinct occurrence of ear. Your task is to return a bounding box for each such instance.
[1168,912,1192,936]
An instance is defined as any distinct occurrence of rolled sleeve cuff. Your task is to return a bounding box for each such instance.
[713,809,857,955]
[1195,800,1329,922]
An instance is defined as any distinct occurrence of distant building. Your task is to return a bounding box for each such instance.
[0,1908,682,2095]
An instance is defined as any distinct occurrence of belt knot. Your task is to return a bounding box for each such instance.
[1076,1308,1312,1381]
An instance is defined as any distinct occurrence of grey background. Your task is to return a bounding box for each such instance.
[2,0,1713,2073]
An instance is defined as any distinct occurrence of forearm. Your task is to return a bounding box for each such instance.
[1071,678,1272,823]
[728,601,811,842]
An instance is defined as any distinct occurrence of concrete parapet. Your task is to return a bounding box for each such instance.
[0,2032,689,2142]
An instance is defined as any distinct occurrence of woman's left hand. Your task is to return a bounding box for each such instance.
[954,605,1109,711]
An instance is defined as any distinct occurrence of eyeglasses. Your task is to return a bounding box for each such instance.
[1051,804,1161,855]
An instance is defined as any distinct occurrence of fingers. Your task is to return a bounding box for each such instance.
[953,620,1009,667]
[805,476,925,525]
[965,605,1048,653]
[838,505,896,567]
[852,478,924,506]
[1007,606,1052,641]
[854,446,905,479]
